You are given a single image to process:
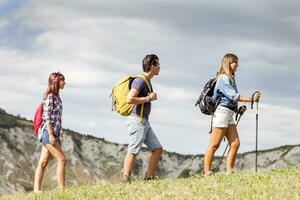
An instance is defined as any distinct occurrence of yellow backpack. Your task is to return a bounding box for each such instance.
[111,75,152,121]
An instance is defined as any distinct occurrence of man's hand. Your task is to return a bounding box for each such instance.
[148,92,157,101]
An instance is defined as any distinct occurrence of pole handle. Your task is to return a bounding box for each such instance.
[251,91,260,109]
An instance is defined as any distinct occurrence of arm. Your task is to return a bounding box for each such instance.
[219,75,261,103]
[126,78,156,104]
[218,76,240,103]
[126,88,152,104]
[238,92,261,103]
[44,95,56,145]
[46,124,55,137]
[238,96,252,103]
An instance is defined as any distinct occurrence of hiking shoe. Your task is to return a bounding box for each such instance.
[203,171,213,177]
[121,175,131,183]
[144,176,159,181]
[226,170,235,175]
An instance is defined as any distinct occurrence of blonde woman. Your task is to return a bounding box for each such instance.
[204,54,261,176]
[34,72,67,192]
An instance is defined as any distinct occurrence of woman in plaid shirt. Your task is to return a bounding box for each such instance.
[34,72,67,192]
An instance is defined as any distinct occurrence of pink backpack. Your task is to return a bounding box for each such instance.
[34,95,55,135]
[33,102,44,135]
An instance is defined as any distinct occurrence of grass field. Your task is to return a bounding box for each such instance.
[1,167,299,200]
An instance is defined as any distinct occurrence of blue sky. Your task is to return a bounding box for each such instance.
[0,0,299,155]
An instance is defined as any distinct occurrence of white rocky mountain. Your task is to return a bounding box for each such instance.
[0,108,299,195]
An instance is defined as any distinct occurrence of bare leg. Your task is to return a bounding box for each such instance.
[123,152,136,177]
[45,143,67,189]
[34,146,50,192]
[204,127,227,174]
[225,124,240,172]
[147,148,163,177]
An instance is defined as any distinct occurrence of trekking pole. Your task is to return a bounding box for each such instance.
[251,91,260,172]
[214,105,247,172]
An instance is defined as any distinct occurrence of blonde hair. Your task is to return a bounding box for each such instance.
[216,53,239,82]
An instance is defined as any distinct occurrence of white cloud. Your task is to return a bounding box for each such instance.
[0,0,299,155]
[0,19,8,29]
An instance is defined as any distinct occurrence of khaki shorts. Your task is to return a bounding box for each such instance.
[127,116,162,154]
[212,106,235,128]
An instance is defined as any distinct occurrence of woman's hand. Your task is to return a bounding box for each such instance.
[46,124,56,145]
[57,137,62,146]
[49,134,56,146]
[252,91,261,102]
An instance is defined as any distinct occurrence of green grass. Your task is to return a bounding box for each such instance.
[0,108,31,129]
[1,167,300,200]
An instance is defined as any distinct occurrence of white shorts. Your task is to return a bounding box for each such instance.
[212,106,236,128]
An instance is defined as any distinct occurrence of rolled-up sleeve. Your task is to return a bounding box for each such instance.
[131,78,144,92]
[219,76,240,102]
[44,95,54,125]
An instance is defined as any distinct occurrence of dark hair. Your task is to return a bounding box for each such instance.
[142,54,159,72]
[43,72,65,99]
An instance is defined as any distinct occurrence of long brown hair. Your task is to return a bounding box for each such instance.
[216,53,239,82]
[43,72,65,99]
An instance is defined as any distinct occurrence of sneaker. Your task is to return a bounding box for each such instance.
[121,175,131,183]
[226,170,235,175]
[203,171,213,177]
[144,176,159,181]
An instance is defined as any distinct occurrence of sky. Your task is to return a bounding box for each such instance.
[0,0,299,155]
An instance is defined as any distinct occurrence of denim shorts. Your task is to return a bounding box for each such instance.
[127,116,162,154]
[41,129,58,145]
[212,106,236,128]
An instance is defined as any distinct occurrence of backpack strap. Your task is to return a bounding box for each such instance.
[133,75,153,124]
[136,75,153,93]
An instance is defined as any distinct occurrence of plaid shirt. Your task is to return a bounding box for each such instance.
[38,94,63,140]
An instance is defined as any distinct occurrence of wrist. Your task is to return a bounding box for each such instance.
[146,96,151,103]
[241,97,251,103]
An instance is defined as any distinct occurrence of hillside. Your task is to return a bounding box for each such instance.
[0,108,299,195]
